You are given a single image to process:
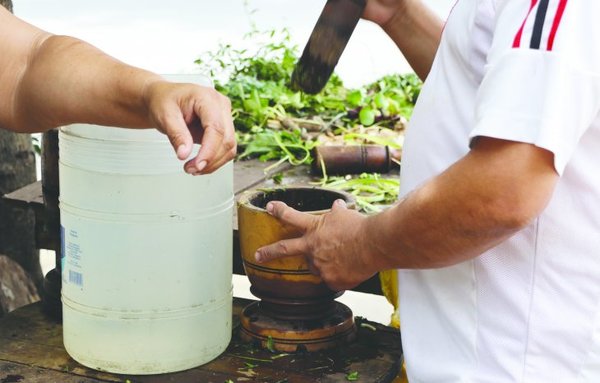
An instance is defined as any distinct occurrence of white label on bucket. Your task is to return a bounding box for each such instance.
[63,228,84,289]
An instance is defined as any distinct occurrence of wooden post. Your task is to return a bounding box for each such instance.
[41,129,62,320]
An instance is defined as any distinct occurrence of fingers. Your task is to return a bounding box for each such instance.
[255,237,308,263]
[266,201,318,231]
[264,199,347,239]
[149,82,235,175]
[191,91,237,174]
[184,157,206,175]
[255,201,318,264]
[331,198,347,211]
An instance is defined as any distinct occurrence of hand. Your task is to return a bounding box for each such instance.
[362,0,406,28]
[144,81,236,175]
[254,199,378,291]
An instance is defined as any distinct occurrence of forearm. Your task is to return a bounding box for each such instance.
[366,176,515,270]
[382,0,443,80]
[364,139,558,270]
[12,35,162,133]
[0,7,235,173]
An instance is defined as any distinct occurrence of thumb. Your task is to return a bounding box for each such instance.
[331,198,348,212]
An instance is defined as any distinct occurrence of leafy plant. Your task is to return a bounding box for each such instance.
[197,27,418,212]
[196,28,421,166]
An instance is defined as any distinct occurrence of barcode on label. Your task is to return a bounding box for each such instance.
[69,270,83,286]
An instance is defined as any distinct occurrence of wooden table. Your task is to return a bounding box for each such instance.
[0,299,402,383]
[1,159,401,382]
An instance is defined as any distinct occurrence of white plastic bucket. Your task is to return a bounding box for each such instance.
[58,74,233,374]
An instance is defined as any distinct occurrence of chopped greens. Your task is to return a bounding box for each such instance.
[266,335,276,353]
[318,173,400,214]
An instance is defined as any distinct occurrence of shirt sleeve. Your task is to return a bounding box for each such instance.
[470,0,600,175]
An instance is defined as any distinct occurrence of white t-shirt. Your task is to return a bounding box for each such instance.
[399,0,600,381]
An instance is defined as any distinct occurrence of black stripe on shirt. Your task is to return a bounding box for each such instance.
[530,0,551,49]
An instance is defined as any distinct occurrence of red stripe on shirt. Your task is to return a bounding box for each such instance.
[513,0,539,48]
[546,0,568,50]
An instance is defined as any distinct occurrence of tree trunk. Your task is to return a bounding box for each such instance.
[0,0,43,292]
[0,255,39,317]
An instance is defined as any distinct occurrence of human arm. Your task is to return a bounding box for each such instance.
[0,6,235,174]
[255,0,600,290]
[255,137,558,291]
[362,0,444,80]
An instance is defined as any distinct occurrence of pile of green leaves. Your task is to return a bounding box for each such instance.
[195,28,421,166]
[319,173,400,214]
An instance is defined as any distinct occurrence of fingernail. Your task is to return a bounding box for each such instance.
[254,252,262,262]
[196,160,207,173]
[266,202,274,214]
[335,199,347,207]
[185,166,197,174]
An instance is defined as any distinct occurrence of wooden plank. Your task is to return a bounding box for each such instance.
[0,302,401,383]
[3,180,44,207]
[0,305,122,383]
[233,159,294,195]
[3,161,291,234]
[0,360,110,383]
[3,159,284,210]
[2,180,57,250]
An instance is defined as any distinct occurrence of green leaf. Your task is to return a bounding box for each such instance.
[346,89,363,107]
[346,371,359,381]
[374,93,389,110]
[359,107,376,126]
[266,336,276,353]
[272,173,283,184]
